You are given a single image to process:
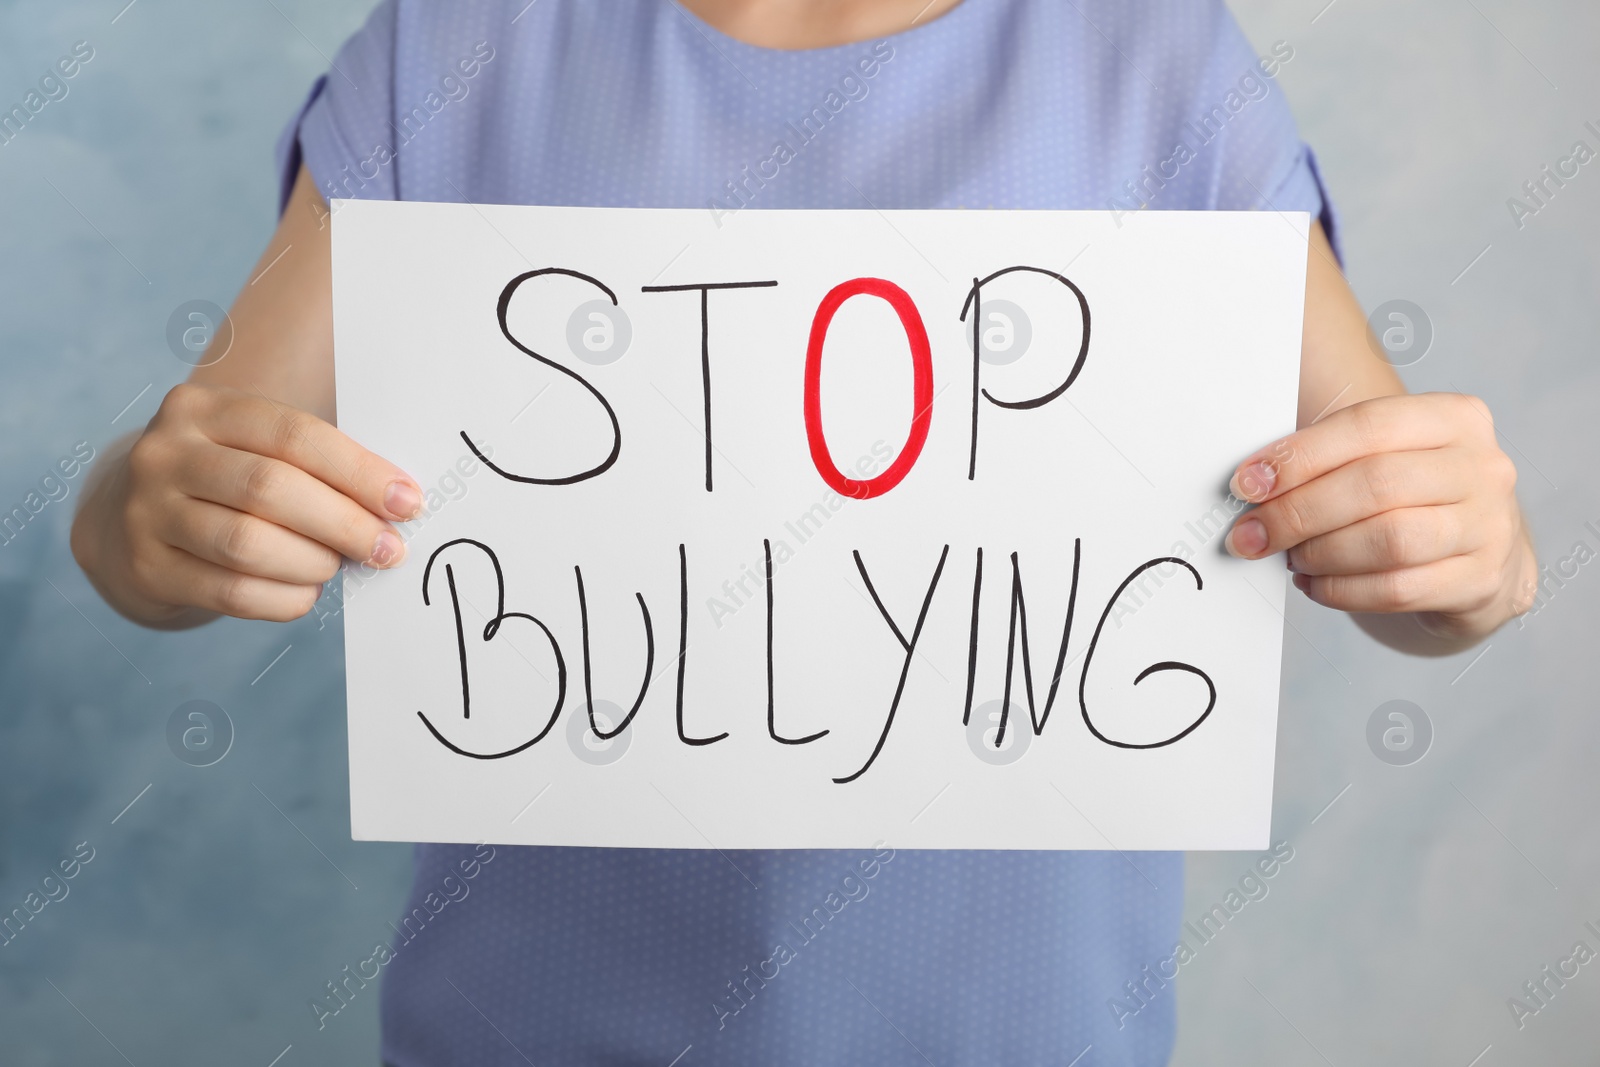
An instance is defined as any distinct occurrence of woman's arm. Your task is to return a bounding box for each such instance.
[1224,222,1538,655]
[71,165,420,629]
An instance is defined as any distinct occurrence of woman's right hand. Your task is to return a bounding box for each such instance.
[72,382,421,627]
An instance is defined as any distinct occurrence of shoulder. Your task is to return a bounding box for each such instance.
[1011,1,1308,209]
[1062,0,1293,103]
[331,0,572,72]
[1012,0,1300,149]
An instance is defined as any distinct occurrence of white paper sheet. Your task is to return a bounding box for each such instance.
[331,202,1307,850]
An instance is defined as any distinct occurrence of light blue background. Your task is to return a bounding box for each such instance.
[1,1,1596,1064]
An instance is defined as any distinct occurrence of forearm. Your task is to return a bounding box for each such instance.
[69,164,347,630]
[1242,222,1539,658]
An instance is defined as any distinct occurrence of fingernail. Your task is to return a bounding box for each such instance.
[385,480,422,520]
[1226,518,1268,558]
[369,530,406,568]
[1292,573,1312,594]
[1230,461,1277,502]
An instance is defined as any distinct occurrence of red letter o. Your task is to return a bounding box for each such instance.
[802,278,934,500]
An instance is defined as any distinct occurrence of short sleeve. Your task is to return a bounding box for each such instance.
[1189,4,1344,264]
[274,0,400,215]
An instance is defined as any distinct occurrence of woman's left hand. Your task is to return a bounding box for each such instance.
[1224,391,1538,646]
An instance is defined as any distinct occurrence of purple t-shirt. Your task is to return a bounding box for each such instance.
[278,2,1334,1064]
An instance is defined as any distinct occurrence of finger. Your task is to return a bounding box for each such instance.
[146,543,322,622]
[194,388,422,521]
[1287,505,1474,576]
[160,498,344,585]
[176,445,407,567]
[1229,393,1492,504]
[1227,447,1473,559]
[1291,554,1500,616]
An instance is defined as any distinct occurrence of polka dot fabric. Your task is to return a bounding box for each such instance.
[275,3,1334,1063]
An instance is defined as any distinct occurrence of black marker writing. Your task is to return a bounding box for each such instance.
[834,544,949,784]
[416,539,1219,775]
[640,280,778,491]
[677,543,730,745]
[418,538,567,760]
[1079,557,1216,749]
[964,540,1083,748]
[960,266,1092,480]
[574,565,654,741]
[464,268,623,485]
[765,537,827,745]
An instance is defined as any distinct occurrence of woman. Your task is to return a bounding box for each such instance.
[71,1,1535,1063]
